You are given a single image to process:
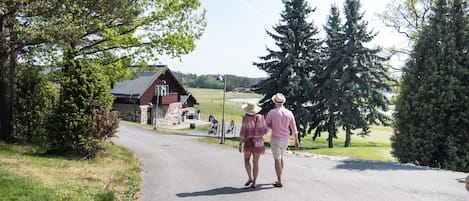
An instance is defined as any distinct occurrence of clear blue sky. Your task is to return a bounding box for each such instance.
[160,0,407,78]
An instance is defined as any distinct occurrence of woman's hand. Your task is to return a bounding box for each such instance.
[238,143,243,153]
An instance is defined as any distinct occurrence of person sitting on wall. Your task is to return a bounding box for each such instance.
[209,117,218,135]
[226,120,235,134]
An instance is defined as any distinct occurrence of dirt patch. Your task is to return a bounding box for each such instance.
[0,155,23,162]
[158,119,210,130]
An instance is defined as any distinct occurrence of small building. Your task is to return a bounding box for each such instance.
[111,65,197,125]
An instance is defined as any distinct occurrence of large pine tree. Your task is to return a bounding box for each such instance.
[337,0,392,147]
[253,0,322,138]
[392,0,469,171]
[311,5,345,148]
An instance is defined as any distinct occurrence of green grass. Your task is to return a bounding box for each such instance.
[188,87,396,162]
[298,127,395,161]
[187,87,262,123]
[0,142,141,201]
[195,125,391,160]
[0,172,57,201]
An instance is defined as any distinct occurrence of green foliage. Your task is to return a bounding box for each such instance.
[13,65,58,144]
[1,0,206,142]
[172,72,262,91]
[253,0,322,139]
[311,5,344,147]
[255,0,393,148]
[0,0,73,141]
[392,0,469,172]
[379,0,435,43]
[321,0,392,147]
[46,60,117,157]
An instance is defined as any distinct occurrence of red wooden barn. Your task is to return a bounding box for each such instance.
[111,65,197,124]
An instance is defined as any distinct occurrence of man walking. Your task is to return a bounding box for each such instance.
[265,93,299,188]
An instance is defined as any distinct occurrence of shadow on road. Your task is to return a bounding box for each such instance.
[335,159,432,171]
[176,184,274,197]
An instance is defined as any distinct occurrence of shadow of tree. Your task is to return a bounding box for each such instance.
[176,184,274,197]
[335,159,432,171]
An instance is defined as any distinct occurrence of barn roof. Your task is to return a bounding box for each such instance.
[111,66,166,99]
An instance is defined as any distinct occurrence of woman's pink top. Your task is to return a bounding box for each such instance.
[239,114,269,154]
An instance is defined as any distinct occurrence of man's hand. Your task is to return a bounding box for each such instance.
[294,141,300,150]
[466,175,469,191]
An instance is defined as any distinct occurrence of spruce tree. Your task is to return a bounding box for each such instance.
[312,5,345,148]
[253,0,322,138]
[392,0,469,171]
[338,0,392,147]
[13,65,57,144]
[46,59,115,156]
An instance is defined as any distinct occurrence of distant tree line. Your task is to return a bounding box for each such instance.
[172,72,263,91]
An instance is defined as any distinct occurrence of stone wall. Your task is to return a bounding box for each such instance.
[113,103,139,122]
[139,105,150,124]
[114,102,196,126]
[157,102,184,126]
[113,103,150,124]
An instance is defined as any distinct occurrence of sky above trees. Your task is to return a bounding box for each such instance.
[161,0,408,78]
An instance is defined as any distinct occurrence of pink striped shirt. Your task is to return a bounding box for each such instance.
[239,114,269,154]
[266,105,298,142]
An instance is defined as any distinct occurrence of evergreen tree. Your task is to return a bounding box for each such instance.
[13,65,58,144]
[0,0,206,143]
[392,0,469,171]
[338,0,393,147]
[312,5,345,148]
[46,59,116,157]
[253,0,322,139]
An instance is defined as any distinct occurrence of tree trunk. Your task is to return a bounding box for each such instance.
[0,60,14,141]
[0,11,12,141]
[344,126,351,147]
[327,115,335,148]
[0,11,19,141]
[294,104,302,144]
[0,80,13,141]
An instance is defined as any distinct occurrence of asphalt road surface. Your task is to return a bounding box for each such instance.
[112,124,468,201]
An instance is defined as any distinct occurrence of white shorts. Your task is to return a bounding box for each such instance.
[271,138,289,160]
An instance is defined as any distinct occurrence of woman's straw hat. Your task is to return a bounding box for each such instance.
[242,101,262,115]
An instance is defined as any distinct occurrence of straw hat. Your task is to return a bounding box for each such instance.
[242,101,262,115]
[271,93,286,104]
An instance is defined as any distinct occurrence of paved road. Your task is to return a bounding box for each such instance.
[112,124,468,201]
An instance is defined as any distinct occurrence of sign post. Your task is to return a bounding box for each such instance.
[154,85,168,130]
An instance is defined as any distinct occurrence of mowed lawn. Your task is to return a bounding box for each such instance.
[0,142,141,201]
[188,87,396,162]
[188,87,263,123]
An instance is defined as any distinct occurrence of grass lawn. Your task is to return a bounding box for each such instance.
[0,142,141,201]
[188,87,396,162]
[187,87,262,123]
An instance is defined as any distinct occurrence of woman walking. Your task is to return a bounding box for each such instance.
[238,101,268,188]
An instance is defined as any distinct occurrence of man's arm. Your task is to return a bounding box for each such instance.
[289,113,300,149]
[265,111,272,128]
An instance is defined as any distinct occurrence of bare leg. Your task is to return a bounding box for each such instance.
[244,152,253,185]
[251,153,261,188]
[274,158,283,184]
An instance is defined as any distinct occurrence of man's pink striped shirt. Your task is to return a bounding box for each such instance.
[265,105,298,142]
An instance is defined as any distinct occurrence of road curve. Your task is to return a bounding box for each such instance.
[113,124,468,201]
